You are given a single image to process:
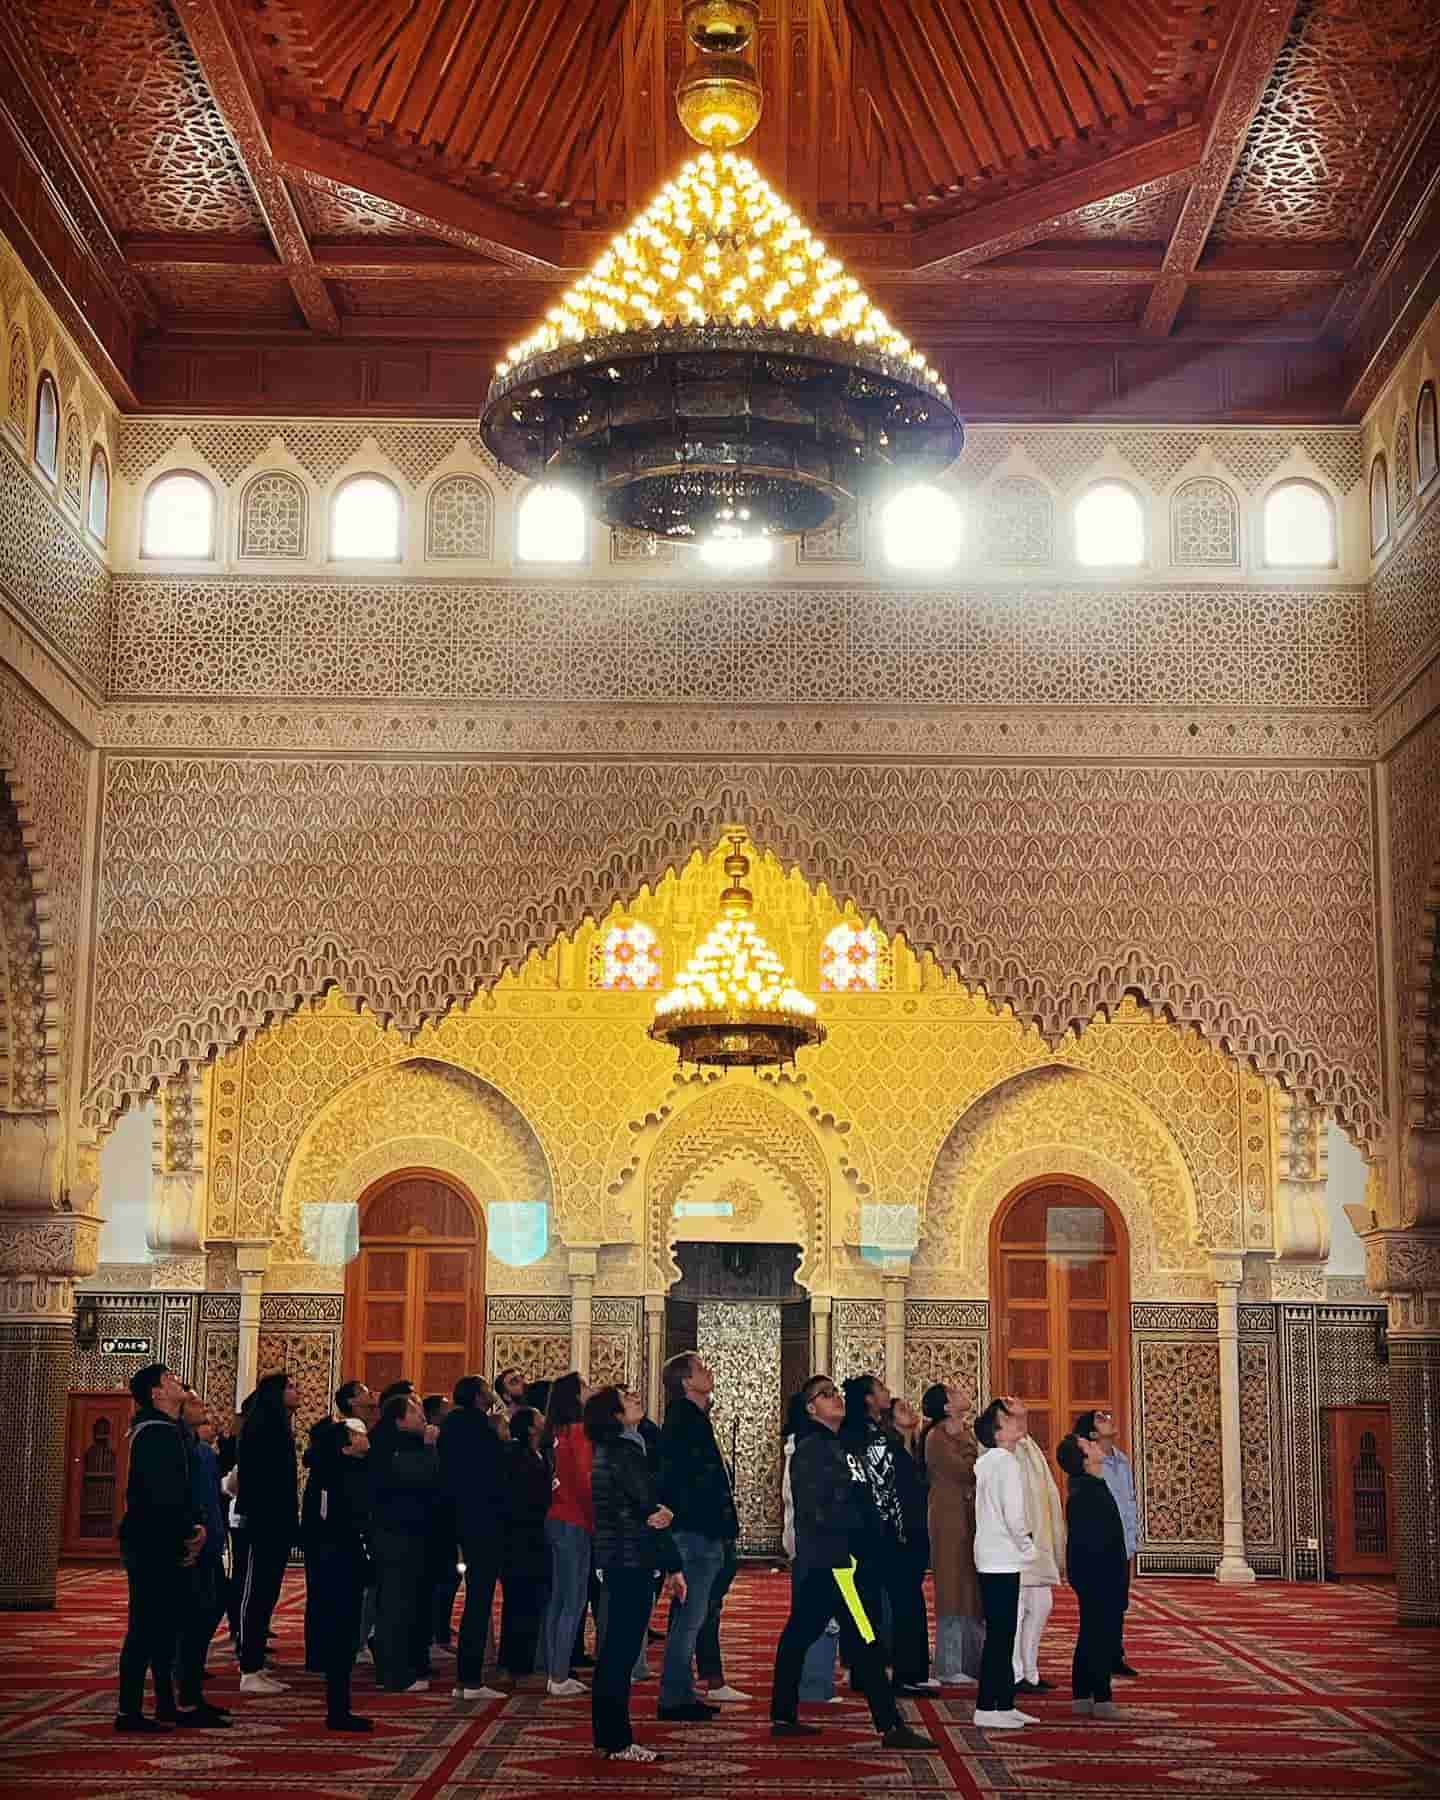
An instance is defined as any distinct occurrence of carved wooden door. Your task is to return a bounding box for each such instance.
[992,1181,1129,1480]
[1324,1404,1394,1575]
[344,1171,484,1397]
[62,1392,134,1557]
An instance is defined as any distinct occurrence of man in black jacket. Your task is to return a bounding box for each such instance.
[116,1364,206,1732]
[236,1370,300,1694]
[1056,1431,1128,1719]
[438,1375,506,1700]
[770,1376,935,1750]
[369,1389,442,1692]
[302,1401,375,1731]
[655,1352,737,1720]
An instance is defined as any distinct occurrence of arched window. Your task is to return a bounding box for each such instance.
[1170,477,1239,566]
[880,484,964,571]
[141,470,216,559]
[981,475,1052,564]
[33,373,58,478]
[1419,382,1439,493]
[589,919,661,990]
[1394,415,1414,520]
[426,473,493,560]
[332,473,402,560]
[516,484,587,563]
[819,922,892,992]
[1369,453,1390,554]
[238,469,307,559]
[86,446,110,543]
[1074,480,1145,566]
[1262,479,1334,568]
[6,329,28,435]
[62,409,83,511]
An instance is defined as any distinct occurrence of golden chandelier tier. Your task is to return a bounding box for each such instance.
[650,838,824,1069]
[479,148,961,544]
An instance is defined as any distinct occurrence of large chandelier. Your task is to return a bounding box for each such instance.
[650,835,825,1069]
[479,1,961,549]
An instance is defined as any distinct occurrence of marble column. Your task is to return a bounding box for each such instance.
[883,1272,908,1397]
[1366,1228,1440,1625]
[644,1292,665,1419]
[569,1249,597,1378]
[811,1293,832,1376]
[0,1211,100,1608]
[234,1240,269,1408]
[1212,1253,1256,1585]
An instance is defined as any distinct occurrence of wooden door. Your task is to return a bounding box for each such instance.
[992,1180,1129,1476]
[1324,1405,1394,1575]
[343,1170,484,1397]
[62,1392,134,1557]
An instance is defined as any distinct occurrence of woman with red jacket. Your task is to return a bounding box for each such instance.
[540,1373,593,1697]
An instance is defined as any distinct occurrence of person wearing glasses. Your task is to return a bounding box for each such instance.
[1072,1409,1139,1677]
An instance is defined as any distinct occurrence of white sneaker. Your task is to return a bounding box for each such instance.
[605,1744,659,1763]
[938,1673,977,1687]
[906,1678,942,1691]
[1012,1708,1040,1724]
[403,1679,429,1693]
[973,1708,1027,1728]
[547,1678,586,1697]
[706,1685,752,1702]
[453,1685,505,1700]
[239,1672,288,1695]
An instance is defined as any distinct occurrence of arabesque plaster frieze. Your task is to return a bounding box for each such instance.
[91,761,1382,1153]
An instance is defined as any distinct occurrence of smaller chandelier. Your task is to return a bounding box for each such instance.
[650,835,825,1069]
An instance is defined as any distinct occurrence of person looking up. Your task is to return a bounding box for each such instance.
[920,1381,983,1687]
[972,1398,1038,1731]
[1072,1408,1139,1677]
[1057,1431,1128,1720]
[236,1370,300,1696]
[541,1372,593,1698]
[368,1389,441,1693]
[439,1375,507,1701]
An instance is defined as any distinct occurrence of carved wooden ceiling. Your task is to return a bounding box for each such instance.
[2,0,1438,419]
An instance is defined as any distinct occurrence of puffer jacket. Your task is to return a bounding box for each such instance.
[592,1433,682,1574]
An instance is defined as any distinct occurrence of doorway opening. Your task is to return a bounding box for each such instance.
[665,1242,807,1556]
[343,1167,485,1395]
[990,1177,1130,1482]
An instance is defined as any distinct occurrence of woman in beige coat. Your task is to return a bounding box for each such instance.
[920,1383,984,1685]
[1005,1397,1066,1692]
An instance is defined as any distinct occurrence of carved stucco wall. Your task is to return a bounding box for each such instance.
[92,764,1380,1156]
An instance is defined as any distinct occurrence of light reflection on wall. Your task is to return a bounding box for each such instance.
[302,1201,360,1266]
[488,1200,549,1266]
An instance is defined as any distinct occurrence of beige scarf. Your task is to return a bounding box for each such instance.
[1015,1436,1066,1586]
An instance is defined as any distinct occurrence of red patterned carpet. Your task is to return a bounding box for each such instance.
[1,1566,1437,1799]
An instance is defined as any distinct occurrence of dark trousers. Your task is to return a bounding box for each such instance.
[309,1540,367,1720]
[856,1542,930,1685]
[1115,1562,1131,1665]
[372,1526,430,1691]
[432,1568,462,1646]
[175,1561,224,1708]
[772,1564,898,1734]
[118,1555,181,1718]
[238,1534,290,1674]
[977,1571,1021,1712]
[693,1538,737,1683]
[456,1534,500,1686]
[499,1567,547,1676]
[226,1527,249,1639]
[591,1568,656,1753]
[1072,1581,1121,1703]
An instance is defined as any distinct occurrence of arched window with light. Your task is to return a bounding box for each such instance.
[1074,480,1145,567]
[33,373,58,479]
[880,484,964,571]
[516,484,588,563]
[1262,479,1335,567]
[1416,381,1438,495]
[819,921,892,993]
[331,473,403,561]
[86,446,110,544]
[589,919,661,990]
[142,471,216,559]
[1369,453,1390,554]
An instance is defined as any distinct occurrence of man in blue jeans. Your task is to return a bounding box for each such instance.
[655,1352,738,1721]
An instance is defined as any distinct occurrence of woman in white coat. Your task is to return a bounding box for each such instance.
[1005,1397,1065,1693]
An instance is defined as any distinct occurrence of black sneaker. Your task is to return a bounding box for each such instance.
[1015,1678,1054,1694]
[1113,1662,1140,1678]
[882,1725,938,1750]
[328,1714,374,1732]
[115,1714,170,1733]
[657,1702,719,1721]
[770,1720,822,1737]
[174,1706,233,1729]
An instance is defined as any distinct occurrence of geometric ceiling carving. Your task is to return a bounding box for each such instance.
[3,0,1439,417]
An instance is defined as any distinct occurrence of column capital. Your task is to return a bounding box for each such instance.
[567,1248,599,1282]
[1210,1252,1245,1289]
[0,1211,102,1319]
[643,1292,666,1317]
[809,1292,833,1317]
[234,1239,271,1281]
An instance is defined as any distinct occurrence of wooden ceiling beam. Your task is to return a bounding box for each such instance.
[1343,175,1440,417]
[171,0,340,335]
[912,127,1201,272]
[270,118,563,269]
[1138,0,1301,337]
